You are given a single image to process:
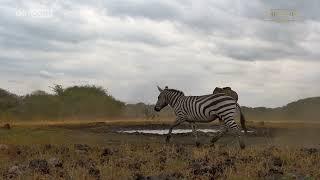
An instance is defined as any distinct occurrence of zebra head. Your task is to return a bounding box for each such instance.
[154,86,184,111]
[154,86,168,112]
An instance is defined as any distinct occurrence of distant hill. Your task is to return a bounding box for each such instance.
[127,97,320,122]
[242,97,320,122]
[0,85,319,122]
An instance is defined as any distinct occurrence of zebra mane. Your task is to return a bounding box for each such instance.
[166,89,185,96]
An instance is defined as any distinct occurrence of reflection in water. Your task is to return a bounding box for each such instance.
[118,129,253,135]
[118,129,218,135]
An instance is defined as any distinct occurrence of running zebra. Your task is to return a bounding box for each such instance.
[154,86,247,149]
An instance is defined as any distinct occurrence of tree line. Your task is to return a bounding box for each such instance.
[1,85,319,122]
[0,85,125,121]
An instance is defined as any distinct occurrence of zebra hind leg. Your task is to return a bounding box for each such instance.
[191,122,200,147]
[224,119,245,149]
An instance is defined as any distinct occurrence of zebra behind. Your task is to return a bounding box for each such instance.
[154,86,247,149]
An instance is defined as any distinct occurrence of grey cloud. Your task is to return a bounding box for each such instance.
[39,70,64,79]
[103,0,181,21]
[0,56,45,74]
[0,0,320,107]
[0,2,174,54]
[214,40,310,61]
[100,0,320,64]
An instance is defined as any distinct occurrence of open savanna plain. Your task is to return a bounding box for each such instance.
[0,120,320,180]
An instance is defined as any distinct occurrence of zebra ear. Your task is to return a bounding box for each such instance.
[157,86,163,92]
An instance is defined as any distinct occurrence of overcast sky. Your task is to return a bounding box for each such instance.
[0,0,319,107]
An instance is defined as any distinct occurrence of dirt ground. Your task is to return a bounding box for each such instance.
[0,121,320,179]
[51,121,320,147]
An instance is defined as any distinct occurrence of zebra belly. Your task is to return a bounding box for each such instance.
[187,113,218,122]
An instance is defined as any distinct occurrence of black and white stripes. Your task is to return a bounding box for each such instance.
[154,86,246,149]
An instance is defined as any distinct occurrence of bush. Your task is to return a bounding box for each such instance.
[0,85,125,121]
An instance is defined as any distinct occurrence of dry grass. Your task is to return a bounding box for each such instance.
[0,118,175,128]
[248,120,320,129]
[0,143,319,180]
[1,120,320,179]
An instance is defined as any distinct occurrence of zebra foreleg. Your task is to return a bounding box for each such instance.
[211,125,227,144]
[166,119,184,143]
[191,122,200,147]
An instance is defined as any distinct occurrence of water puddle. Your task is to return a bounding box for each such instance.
[118,129,218,135]
[118,129,253,135]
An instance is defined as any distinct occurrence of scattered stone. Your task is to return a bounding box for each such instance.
[44,144,53,150]
[18,164,28,171]
[268,168,283,176]
[3,123,11,129]
[29,159,50,174]
[3,165,21,179]
[8,166,20,174]
[266,168,284,180]
[133,173,145,180]
[87,158,97,168]
[88,166,100,179]
[74,158,96,169]
[16,148,22,155]
[101,148,113,156]
[212,165,225,176]
[159,156,166,164]
[219,151,229,157]
[74,159,86,168]
[192,165,211,176]
[147,173,182,180]
[190,160,212,176]
[175,145,185,154]
[286,172,306,179]
[133,172,183,180]
[301,148,318,154]
[129,161,141,171]
[239,156,254,163]
[57,170,69,179]
[0,144,9,151]
[74,144,90,153]
[58,146,70,154]
[48,157,63,168]
[224,158,235,167]
[272,157,283,167]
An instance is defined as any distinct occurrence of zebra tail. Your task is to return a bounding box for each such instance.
[236,103,247,134]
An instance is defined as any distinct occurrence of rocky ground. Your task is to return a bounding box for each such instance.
[0,122,320,179]
[0,143,319,180]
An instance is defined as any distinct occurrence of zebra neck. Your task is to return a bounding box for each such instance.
[168,95,183,110]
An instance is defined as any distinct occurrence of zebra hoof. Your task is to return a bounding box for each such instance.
[195,142,200,147]
[211,137,218,144]
[240,143,245,149]
[165,136,171,143]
